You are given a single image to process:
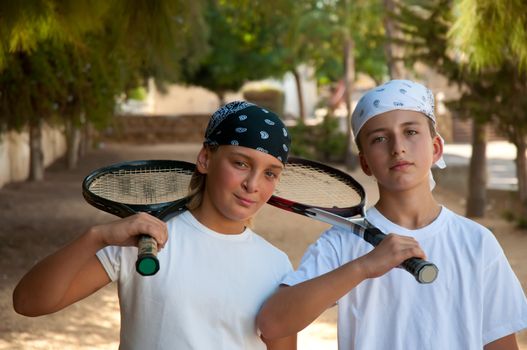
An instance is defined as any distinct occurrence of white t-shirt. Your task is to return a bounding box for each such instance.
[282,206,527,349]
[97,211,292,350]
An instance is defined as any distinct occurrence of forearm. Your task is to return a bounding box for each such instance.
[484,334,518,350]
[13,226,107,316]
[258,260,367,339]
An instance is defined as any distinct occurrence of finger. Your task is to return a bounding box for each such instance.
[132,214,168,249]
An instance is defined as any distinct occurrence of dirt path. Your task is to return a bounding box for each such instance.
[0,142,526,349]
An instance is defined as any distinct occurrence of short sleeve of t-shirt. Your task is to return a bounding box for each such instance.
[97,245,128,282]
[281,226,350,287]
[482,235,527,343]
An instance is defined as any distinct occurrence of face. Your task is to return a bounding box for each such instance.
[195,145,284,232]
[358,110,443,192]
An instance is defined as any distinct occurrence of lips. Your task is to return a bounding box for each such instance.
[234,194,257,206]
[390,160,413,171]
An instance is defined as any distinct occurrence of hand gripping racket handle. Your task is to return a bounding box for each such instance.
[363,227,438,284]
[136,235,160,276]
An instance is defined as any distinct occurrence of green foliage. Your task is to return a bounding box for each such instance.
[394,0,462,81]
[317,115,347,162]
[394,0,526,138]
[0,0,209,135]
[182,0,292,96]
[183,0,388,96]
[0,43,62,132]
[393,0,494,124]
[127,87,148,101]
[347,0,388,83]
[517,217,527,230]
[0,0,111,70]
[112,0,209,85]
[288,120,313,158]
[289,115,347,162]
[501,209,516,222]
[304,0,387,85]
[449,0,527,72]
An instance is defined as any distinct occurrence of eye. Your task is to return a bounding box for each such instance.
[371,136,386,144]
[265,170,279,179]
[233,160,249,168]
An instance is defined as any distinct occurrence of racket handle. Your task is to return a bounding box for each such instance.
[136,234,160,276]
[363,227,438,284]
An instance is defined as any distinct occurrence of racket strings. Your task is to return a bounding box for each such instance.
[276,163,363,208]
[88,167,194,205]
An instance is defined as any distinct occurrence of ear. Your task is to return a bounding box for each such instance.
[359,152,373,176]
[431,135,444,164]
[196,147,211,174]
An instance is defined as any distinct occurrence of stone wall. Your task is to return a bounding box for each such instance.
[0,124,66,188]
[101,114,211,144]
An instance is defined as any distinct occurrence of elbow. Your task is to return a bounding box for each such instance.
[12,286,44,317]
[257,306,288,340]
[12,288,31,316]
[12,294,30,316]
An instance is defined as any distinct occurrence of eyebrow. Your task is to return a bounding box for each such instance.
[230,151,284,170]
[364,121,423,137]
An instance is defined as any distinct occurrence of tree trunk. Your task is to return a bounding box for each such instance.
[343,26,359,170]
[65,118,81,170]
[383,0,405,79]
[465,122,487,217]
[515,136,527,213]
[292,68,305,122]
[28,119,44,181]
[79,122,93,158]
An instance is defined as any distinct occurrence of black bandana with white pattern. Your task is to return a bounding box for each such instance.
[204,101,291,164]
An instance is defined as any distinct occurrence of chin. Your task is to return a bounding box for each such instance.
[223,208,258,223]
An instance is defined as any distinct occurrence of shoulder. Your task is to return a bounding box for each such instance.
[250,231,290,259]
[248,231,293,275]
[441,206,505,262]
[166,211,193,230]
[443,207,494,239]
[304,225,367,263]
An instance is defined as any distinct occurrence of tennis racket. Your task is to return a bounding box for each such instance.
[268,157,438,284]
[82,160,196,276]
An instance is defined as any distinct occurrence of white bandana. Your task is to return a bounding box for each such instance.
[351,79,446,189]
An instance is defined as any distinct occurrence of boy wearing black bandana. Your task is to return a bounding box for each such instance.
[13,101,297,349]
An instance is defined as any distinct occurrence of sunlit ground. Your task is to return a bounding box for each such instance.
[298,321,338,349]
[0,286,120,350]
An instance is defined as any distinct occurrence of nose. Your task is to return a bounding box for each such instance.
[391,135,406,156]
[242,172,258,193]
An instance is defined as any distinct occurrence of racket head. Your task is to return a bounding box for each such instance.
[269,157,366,218]
[82,159,196,219]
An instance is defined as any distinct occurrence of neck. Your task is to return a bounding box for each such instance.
[190,203,247,235]
[375,186,440,230]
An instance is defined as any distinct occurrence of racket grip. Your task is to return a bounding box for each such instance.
[136,234,160,276]
[363,228,438,284]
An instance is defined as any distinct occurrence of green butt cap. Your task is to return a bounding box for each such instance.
[136,255,160,276]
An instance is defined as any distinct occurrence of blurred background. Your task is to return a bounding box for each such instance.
[0,0,526,348]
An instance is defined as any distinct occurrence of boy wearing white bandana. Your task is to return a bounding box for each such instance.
[258,80,527,349]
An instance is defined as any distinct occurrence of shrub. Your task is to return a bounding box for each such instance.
[289,114,346,163]
[243,87,285,116]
